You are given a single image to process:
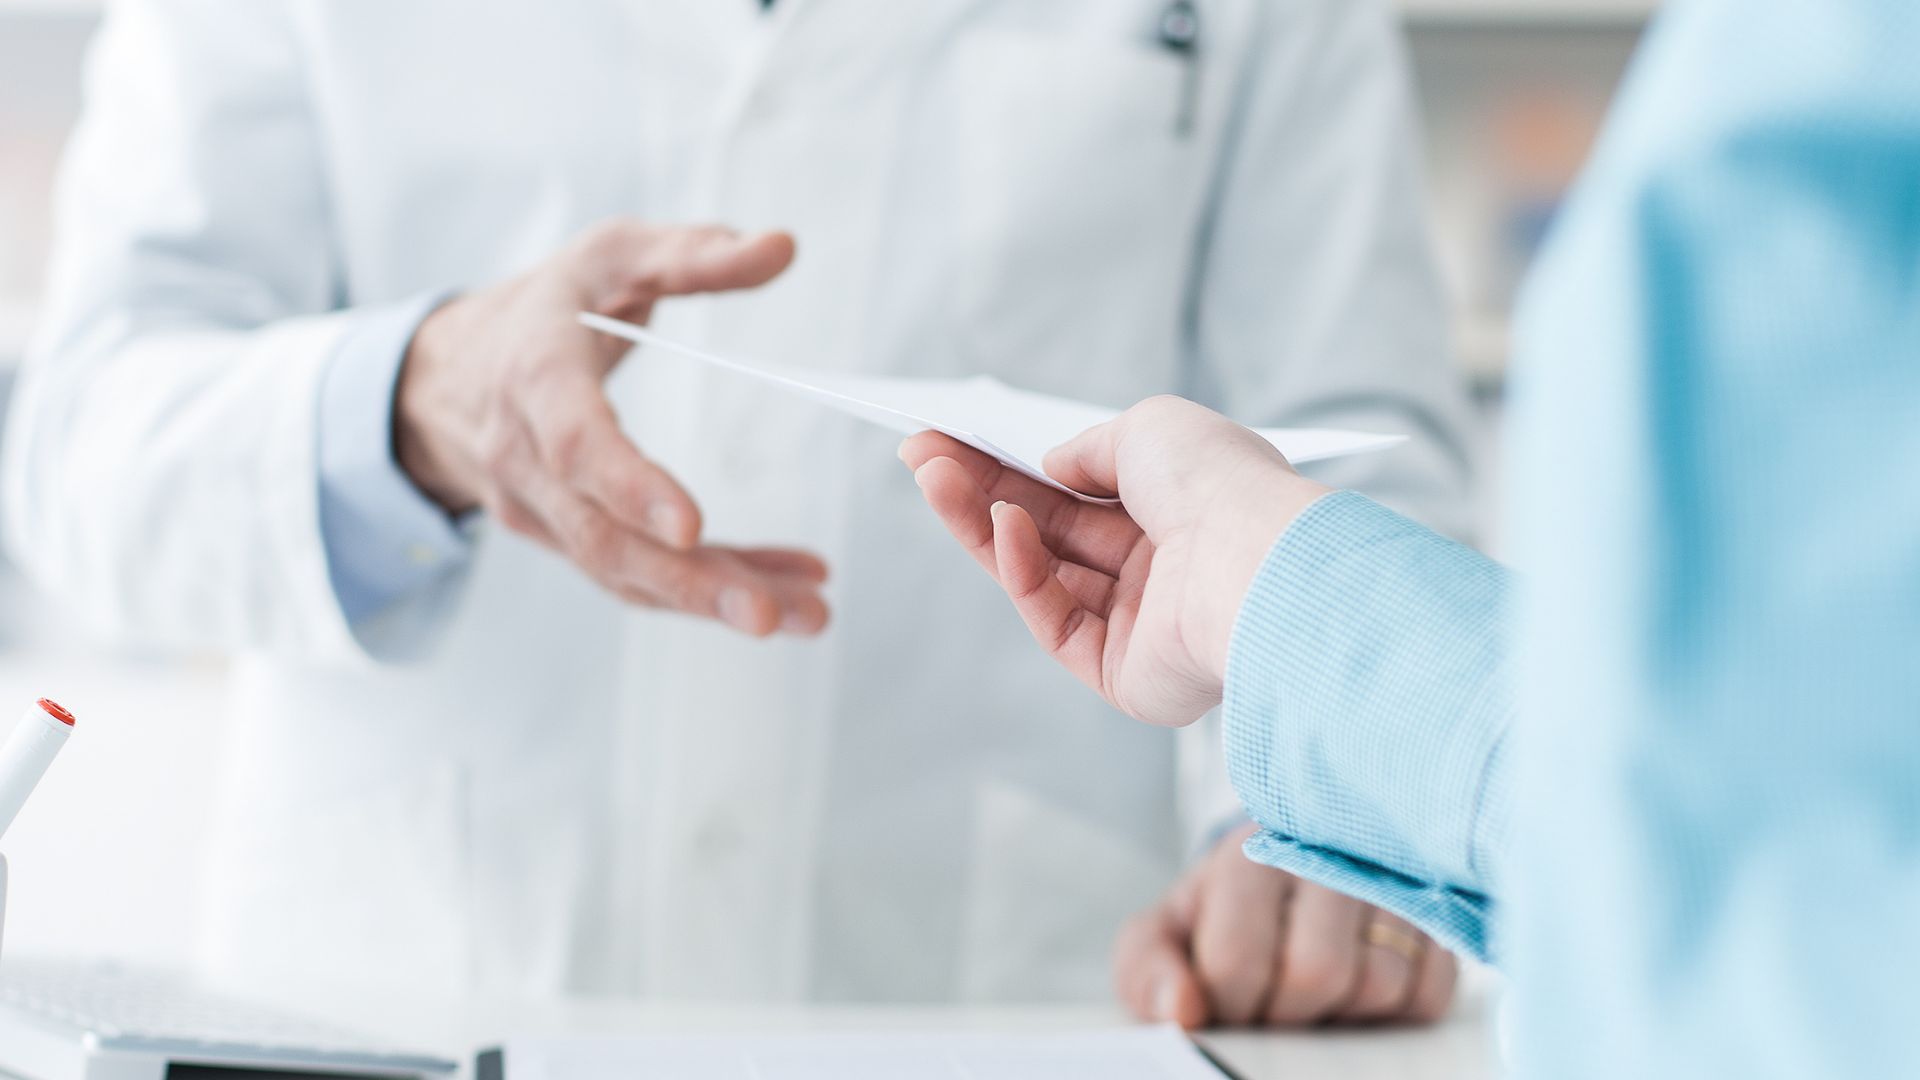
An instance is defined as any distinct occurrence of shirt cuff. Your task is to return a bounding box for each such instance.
[1221,490,1515,962]
[316,292,472,624]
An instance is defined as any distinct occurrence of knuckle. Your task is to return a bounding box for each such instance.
[1202,959,1268,1005]
[1273,949,1355,1018]
[1193,939,1266,995]
[547,426,589,479]
[1190,945,1267,1014]
[1282,949,1349,996]
[1136,393,1188,418]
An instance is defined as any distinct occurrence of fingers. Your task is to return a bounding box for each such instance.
[913,453,1118,597]
[1404,939,1459,1024]
[733,547,831,583]
[901,431,1049,497]
[579,221,796,315]
[901,432,1143,578]
[990,501,1113,688]
[507,367,832,635]
[1119,843,1459,1034]
[527,370,702,549]
[498,362,832,634]
[644,227,795,296]
[751,552,833,635]
[1038,395,1222,501]
[1189,846,1290,1026]
[896,430,975,474]
[909,453,1004,576]
[1039,418,1124,500]
[1113,906,1210,1031]
[496,460,828,635]
[1334,912,1427,1023]
[419,216,815,635]
[1264,880,1367,1026]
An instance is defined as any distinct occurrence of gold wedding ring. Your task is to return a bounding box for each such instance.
[1363,918,1427,965]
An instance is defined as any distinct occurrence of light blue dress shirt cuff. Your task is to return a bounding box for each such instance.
[1222,491,1515,963]
[317,292,472,625]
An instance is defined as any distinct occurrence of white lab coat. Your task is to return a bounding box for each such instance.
[3,0,1473,1002]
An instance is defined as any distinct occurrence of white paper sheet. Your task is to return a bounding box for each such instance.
[580,313,1405,503]
[499,1025,1230,1080]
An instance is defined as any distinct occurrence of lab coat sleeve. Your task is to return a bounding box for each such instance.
[1,0,450,661]
[1188,0,1476,540]
[1222,491,1515,964]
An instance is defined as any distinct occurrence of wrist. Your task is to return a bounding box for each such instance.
[1184,466,1333,685]
[393,298,481,514]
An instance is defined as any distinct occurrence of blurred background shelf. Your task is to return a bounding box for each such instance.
[1404,8,1645,387]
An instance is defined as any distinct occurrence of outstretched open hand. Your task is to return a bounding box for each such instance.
[900,396,1332,727]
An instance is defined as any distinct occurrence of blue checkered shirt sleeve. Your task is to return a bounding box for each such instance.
[1223,490,1515,963]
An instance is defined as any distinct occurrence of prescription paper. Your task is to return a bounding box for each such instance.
[495,1025,1230,1080]
[580,313,1405,503]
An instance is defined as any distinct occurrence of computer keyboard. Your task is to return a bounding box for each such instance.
[0,958,457,1075]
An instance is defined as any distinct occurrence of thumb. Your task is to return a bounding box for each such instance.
[623,226,796,301]
[1040,395,1212,510]
[578,221,797,314]
[1040,418,1123,500]
[656,227,796,296]
[1114,906,1210,1031]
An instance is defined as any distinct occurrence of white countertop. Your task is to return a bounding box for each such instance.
[0,643,1501,1078]
[234,978,1500,1080]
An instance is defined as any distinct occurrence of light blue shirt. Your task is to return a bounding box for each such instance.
[1223,1,1920,1075]
[315,293,471,623]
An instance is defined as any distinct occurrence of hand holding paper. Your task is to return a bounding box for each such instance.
[579,314,1404,503]
[575,315,1394,716]
[900,396,1337,728]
